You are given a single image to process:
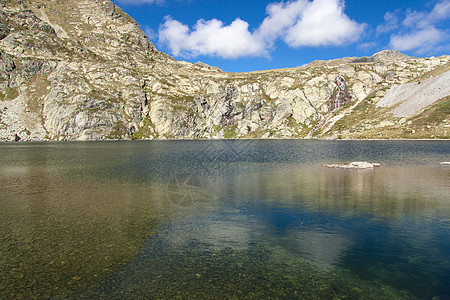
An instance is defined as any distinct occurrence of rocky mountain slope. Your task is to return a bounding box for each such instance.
[1,0,449,141]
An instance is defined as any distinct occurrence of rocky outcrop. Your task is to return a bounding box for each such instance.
[0,0,154,141]
[0,0,449,141]
[307,50,411,68]
[328,75,351,112]
[326,162,381,169]
[376,71,450,117]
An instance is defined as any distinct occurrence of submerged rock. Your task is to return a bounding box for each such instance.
[326,161,381,169]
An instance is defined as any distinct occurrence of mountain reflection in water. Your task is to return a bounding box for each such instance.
[0,140,449,299]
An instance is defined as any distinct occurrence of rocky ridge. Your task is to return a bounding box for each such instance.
[0,0,449,141]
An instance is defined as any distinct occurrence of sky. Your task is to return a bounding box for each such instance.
[110,0,450,72]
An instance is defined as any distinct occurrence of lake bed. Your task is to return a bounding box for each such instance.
[1,140,449,299]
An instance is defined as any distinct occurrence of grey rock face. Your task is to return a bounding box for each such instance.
[377,70,450,117]
[0,0,154,141]
[0,0,448,141]
[328,75,351,112]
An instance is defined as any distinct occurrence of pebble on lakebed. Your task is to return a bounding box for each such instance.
[326,162,381,169]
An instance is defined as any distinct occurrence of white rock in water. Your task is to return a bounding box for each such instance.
[326,161,380,169]
[440,162,450,165]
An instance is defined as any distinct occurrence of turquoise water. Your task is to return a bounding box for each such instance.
[0,140,449,299]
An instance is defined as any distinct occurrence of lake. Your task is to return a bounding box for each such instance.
[0,140,449,299]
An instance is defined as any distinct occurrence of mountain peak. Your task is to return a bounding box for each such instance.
[0,0,448,141]
[371,50,411,62]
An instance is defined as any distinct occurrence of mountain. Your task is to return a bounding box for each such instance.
[1,0,449,141]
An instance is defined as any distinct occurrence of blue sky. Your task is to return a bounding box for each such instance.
[111,0,450,72]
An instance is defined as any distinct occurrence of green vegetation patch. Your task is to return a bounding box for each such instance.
[0,87,19,101]
[25,74,50,115]
[330,96,450,139]
[328,91,385,136]
[286,117,306,138]
[409,62,450,83]
[168,94,195,106]
[223,124,238,139]
[409,95,450,126]
[132,118,158,139]
[106,121,127,140]
[246,127,270,139]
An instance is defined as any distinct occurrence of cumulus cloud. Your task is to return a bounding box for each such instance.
[380,0,450,54]
[283,0,365,47]
[158,17,268,59]
[390,27,444,53]
[255,0,308,45]
[158,0,365,59]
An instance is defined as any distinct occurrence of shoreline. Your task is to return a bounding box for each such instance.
[1,137,449,143]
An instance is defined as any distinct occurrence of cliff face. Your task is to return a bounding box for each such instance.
[0,0,449,141]
[0,0,158,141]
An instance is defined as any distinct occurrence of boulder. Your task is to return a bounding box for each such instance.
[326,161,381,169]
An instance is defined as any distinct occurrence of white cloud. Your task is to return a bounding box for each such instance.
[255,0,308,45]
[429,0,450,21]
[284,0,365,47]
[390,27,444,53]
[158,16,267,59]
[376,11,400,34]
[158,0,365,59]
[381,0,450,54]
[143,26,157,40]
[357,41,377,51]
